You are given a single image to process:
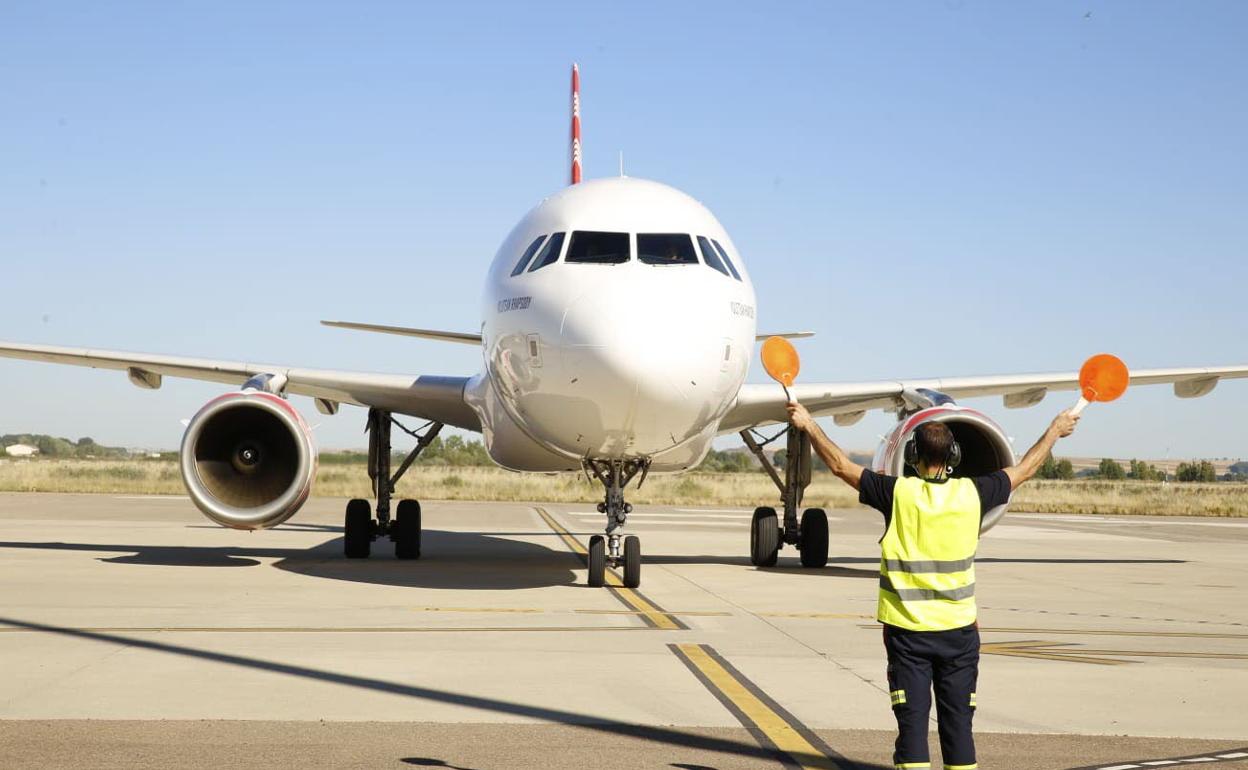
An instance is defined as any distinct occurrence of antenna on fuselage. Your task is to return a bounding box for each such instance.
[570,63,582,185]
[618,151,625,177]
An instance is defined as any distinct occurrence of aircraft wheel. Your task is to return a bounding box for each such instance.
[344,498,372,559]
[394,499,421,560]
[623,535,641,588]
[588,535,606,587]
[799,508,829,568]
[750,507,779,567]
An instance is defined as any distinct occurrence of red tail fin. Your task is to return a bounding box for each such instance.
[570,64,582,185]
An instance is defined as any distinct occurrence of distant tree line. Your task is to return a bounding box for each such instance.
[1175,460,1217,483]
[0,434,131,458]
[1127,459,1164,481]
[321,435,493,467]
[1036,455,1240,483]
[700,449,758,473]
[1038,454,1075,479]
[11,429,1244,484]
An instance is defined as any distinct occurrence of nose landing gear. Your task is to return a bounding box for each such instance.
[740,426,829,569]
[584,459,648,588]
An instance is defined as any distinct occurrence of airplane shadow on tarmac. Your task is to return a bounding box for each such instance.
[0,530,579,590]
[275,530,579,590]
[0,615,893,770]
[0,535,1184,591]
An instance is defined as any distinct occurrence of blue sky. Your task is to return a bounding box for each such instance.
[1,1,1245,459]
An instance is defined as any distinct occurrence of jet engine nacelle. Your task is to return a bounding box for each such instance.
[179,391,317,530]
[873,405,1016,532]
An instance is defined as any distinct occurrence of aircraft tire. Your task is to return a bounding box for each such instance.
[623,535,641,588]
[344,499,372,559]
[750,507,779,567]
[394,499,421,560]
[799,508,829,568]
[588,535,606,587]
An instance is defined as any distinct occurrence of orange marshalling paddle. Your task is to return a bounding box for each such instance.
[1072,353,1130,416]
[761,336,801,402]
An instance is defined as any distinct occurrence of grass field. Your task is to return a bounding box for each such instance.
[0,458,1244,516]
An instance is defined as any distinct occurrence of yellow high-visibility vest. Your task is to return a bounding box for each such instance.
[878,476,980,632]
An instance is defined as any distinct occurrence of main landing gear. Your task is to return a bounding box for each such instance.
[583,459,649,589]
[740,425,829,570]
[343,408,444,560]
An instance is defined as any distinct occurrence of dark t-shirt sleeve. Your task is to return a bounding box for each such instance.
[972,470,1012,514]
[858,469,897,517]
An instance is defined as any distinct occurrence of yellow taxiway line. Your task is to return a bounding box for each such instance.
[533,507,685,631]
[671,643,850,770]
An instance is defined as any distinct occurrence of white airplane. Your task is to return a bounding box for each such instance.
[2,65,1245,588]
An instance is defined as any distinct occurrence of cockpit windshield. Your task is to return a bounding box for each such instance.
[696,236,730,277]
[637,233,698,265]
[510,235,547,276]
[711,239,743,281]
[565,231,630,264]
[528,232,566,272]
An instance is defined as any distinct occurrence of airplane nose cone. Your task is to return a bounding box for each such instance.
[557,289,724,456]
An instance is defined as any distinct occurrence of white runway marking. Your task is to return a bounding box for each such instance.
[1019,514,1248,528]
[987,525,1152,542]
[568,517,743,527]
[675,508,755,513]
[569,511,752,520]
[1087,748,1248,768]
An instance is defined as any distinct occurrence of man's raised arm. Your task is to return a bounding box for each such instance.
[1003,410,1080,491]
[787,402,866,491]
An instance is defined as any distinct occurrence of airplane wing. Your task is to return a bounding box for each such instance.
[320,320,482,345]
[720,365,1248,434]
[754,332,815,341]
[0,341,480,431]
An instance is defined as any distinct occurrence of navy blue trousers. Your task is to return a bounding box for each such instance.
[883,623,979,769]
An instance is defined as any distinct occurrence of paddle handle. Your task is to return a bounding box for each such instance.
[1070,396,1090,416]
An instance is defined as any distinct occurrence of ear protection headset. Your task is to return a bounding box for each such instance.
[904,424,962,473]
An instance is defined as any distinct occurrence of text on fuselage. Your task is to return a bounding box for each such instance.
[498,296,533,313]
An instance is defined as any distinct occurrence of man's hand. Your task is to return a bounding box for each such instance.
[787,401,814,433]
[1050,410,1080,438]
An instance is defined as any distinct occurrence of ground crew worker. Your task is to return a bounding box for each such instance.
[787,402,1079,770]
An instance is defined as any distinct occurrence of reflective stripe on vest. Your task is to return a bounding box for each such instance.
[878,476,980,632]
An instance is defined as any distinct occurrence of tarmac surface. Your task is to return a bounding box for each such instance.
[1,492,1246,769]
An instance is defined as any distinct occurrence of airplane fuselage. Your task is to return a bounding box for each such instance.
[466,177,757,473]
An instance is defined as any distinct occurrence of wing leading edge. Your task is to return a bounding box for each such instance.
[720,365,1248,434]
[0,341,480,431]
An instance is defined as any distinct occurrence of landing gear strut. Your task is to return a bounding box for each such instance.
[343,408,443,560]
[583,459,649,588]
[740,426,828,569]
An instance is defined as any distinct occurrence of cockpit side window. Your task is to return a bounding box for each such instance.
[510,235,547,277]
[696,236,730,277]
[528,232,566,272]
[637,233,698,266]
[565,231,630,264]
[711,239,743,281]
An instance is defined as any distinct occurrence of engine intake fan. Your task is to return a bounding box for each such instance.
[179,391,316,530]
[873,405,1016,532]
